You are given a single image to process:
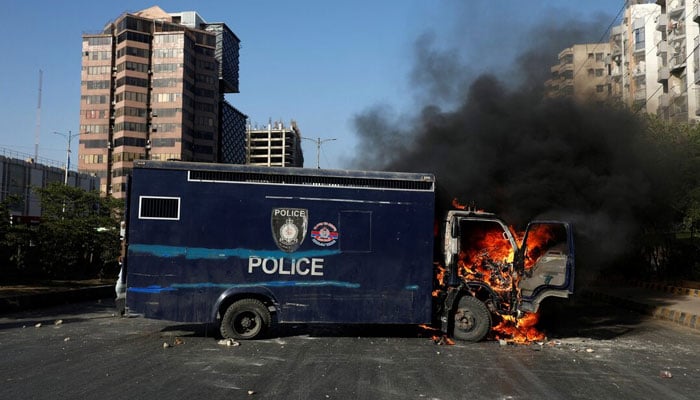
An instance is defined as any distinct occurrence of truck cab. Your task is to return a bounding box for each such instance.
[440,210,575,341]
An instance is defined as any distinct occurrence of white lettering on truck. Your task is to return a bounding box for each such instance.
[248,256,324,276]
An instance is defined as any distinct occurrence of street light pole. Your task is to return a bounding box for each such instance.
[53,130,76,185]
[302,137,337,169]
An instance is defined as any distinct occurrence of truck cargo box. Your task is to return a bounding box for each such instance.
[125,161,437,328]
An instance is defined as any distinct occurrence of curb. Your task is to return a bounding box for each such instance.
[582,289,700,332]
[0,285,114,314]
[634,281,700,298]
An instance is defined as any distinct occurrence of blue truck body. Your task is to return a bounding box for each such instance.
[125,161,436,326]
[121,161,575,341]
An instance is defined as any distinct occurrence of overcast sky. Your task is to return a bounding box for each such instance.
[0,0,621,169]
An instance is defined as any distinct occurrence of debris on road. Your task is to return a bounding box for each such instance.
[218,338,240,347]
[34,323,42,328]
[162,342,170,349]
[660,370,673,379]
[432,335,455,345]
[247,390,255,395]
[54,319,63,326]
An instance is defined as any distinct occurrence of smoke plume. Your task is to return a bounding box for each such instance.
[349,11,676,283]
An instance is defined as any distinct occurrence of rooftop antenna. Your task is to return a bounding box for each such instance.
[34,69,42,162]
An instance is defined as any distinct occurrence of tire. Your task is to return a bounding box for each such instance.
[452,295,491,342]
[220,299,271,340]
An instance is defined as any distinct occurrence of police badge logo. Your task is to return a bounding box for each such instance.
[271,208,308,252]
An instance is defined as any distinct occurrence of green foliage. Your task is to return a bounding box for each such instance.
[1,183,123,281]
[636,115,700,279]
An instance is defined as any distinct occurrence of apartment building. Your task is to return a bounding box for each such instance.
[78,6,245,197]
[655,0,700,123]
[246,121,304,167]
[545,43,612,102]
[608,2,662,112]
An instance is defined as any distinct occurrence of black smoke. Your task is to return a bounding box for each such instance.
[349,11,678,283]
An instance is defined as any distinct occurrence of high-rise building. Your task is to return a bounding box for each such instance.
[246,121,304,167]
[545,43,612,102]
[608,2,662,113]
[655,0,700,123]
[78,6,245,197]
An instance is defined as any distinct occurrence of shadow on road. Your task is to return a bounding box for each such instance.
[536,292,659,341]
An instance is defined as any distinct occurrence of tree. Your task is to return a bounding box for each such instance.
[31,183,123,279]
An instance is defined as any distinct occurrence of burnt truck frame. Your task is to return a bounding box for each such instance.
[119,161,574,342]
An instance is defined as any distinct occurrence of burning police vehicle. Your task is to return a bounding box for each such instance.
[117,161,574,343]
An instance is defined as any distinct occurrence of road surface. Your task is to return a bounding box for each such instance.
[1,296,698,399]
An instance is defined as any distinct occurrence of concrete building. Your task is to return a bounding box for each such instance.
[78,6,245,197]
[0,149,99,219]
[545,43,612,102]
[608,2,662,112]
[655,0,700,123]
[246,121,304,167]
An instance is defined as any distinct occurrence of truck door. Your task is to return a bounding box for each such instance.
[517,221,575,313]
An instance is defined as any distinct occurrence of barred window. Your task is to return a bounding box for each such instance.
[139,196,180,220]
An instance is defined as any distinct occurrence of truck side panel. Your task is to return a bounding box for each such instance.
[125,164,436,325]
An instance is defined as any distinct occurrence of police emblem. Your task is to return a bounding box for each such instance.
[311,222,339,247]
[271,208,308,252]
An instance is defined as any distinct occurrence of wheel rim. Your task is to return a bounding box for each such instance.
[234,311,261,338]
[455,308,476,332]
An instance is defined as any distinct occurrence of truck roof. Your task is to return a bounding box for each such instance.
[133,160,435,192]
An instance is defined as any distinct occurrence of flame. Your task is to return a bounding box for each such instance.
[492,312,545,344]
[457,228,515,295]
[521,223,556,269]
[432,265,447,297]
[433,205,559,344]
[451,198,484,212]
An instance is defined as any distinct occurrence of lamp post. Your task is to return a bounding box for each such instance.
[52,130,76,185]
[302,137,337,169]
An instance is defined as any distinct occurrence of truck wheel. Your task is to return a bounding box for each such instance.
[220,299,271,340]
[452,295,491,342]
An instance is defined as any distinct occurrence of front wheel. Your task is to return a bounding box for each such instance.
[452,295,491,342]
[220,299,271,340]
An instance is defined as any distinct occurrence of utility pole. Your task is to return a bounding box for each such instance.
[302,137,336,169]
[34,70,43,162]
[53,131,76,185]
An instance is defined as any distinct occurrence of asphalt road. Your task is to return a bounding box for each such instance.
[1,296,699,400]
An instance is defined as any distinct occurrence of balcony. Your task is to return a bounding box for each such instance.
[634,88,648,102]
[668,20,686,41]
[669,50,687,72]
[657,40,670,56]
[658,66,671,81]
[668,0,686,17]
[658,93,671,108]
[695,4,700,23]
[657,13,669,32]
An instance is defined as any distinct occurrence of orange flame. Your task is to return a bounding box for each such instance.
[492,312,545,344]
[451,198,484,212]
[437,206,558,344]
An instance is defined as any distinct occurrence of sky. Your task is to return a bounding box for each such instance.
[0,0,623,170]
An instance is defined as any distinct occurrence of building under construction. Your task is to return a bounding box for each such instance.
[246,121,304,167]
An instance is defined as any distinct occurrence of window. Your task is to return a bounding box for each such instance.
[596,52,604,62]
[139,196,180,220]
[634,28,645,51]
[595,69,604,77]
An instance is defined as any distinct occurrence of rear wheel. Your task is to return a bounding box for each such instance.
[452,295,491,342]
[220,299,271,340]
